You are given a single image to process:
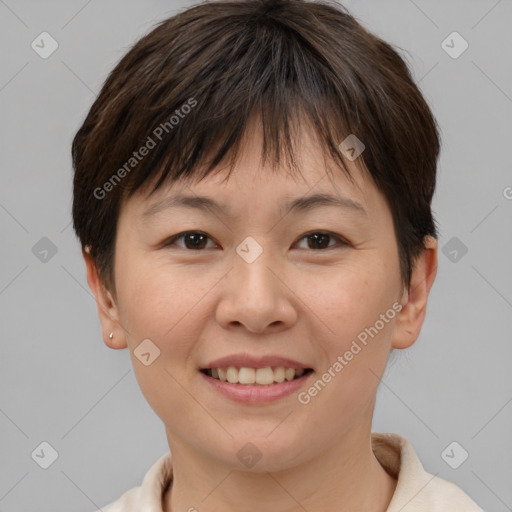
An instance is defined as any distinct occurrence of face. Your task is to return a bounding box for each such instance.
[89,117,436,472]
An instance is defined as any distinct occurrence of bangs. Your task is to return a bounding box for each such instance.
[116,17,362,202]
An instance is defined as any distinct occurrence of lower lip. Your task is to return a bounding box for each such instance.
[199,371,313,404]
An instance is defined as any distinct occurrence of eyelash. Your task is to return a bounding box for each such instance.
[161,230,350,251]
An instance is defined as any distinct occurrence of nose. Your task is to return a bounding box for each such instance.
[215,244,298,334]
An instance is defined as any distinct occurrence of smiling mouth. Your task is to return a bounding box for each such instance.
[200,366,314,385]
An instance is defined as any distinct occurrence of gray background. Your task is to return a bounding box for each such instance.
[1,0,511,511]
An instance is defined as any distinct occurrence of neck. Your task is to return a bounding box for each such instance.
[163,426,397,512]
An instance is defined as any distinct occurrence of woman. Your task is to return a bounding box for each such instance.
[71,0,484,510]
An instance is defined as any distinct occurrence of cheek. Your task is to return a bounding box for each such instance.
[115,251,211,338]
[312,259,398,342]
[115,257,213,420]
[299,259,398,407]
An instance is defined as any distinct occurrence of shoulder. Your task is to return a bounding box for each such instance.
[371,432,484,512]
[91,452,173,512]
[420,475,485,511]
[93,486,142,512]
[91,486,142,512]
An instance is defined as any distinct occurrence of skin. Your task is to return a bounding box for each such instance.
[84,115,437,512]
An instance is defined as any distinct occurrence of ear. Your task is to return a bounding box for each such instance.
[392,236,438,349]
[83,246,127,349]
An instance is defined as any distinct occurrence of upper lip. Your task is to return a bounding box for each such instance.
[202,354,312,370]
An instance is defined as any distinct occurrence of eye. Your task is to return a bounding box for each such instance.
[163,231,217,250]
[295,231,349,250]
[162,230,349,251]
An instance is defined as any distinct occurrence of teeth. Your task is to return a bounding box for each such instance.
[274,367,285,383]
[285,368,295,381]
[226,366,238,383]
[256,367,274,385]
[238,367,255,384]
[206,366,309,385]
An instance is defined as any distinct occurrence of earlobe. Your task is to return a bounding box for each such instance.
[82,247,127,349]
[391,236,438,350]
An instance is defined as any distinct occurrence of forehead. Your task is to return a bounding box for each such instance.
[122,116,384,222]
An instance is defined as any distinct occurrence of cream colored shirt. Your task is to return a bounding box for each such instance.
[95,432,483,511]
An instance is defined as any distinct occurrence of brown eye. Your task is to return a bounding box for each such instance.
[295,231,348,250]
[164,231,216,250]
[162,230,348,252]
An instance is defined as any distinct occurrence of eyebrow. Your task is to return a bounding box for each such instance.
[142,192,367,220]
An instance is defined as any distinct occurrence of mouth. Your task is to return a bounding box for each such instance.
[200,366,314,385]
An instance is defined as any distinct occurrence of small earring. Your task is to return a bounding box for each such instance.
[109,332,114,339]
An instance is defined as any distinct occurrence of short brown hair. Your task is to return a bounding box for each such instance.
[72,0,440,296]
